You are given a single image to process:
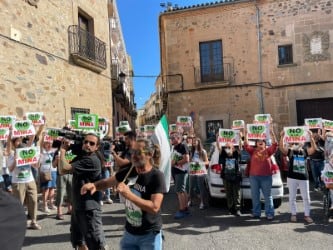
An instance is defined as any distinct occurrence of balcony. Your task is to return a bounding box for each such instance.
[68,25,107,73]
[194,60,234,85]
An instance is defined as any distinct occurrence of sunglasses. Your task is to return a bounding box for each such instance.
[132,149,148,156]
[84,140,96,146]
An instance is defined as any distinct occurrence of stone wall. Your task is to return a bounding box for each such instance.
[0,0,112,129]
[160,0,333,139]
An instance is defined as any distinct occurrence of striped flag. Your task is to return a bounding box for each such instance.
[151,115,172,192]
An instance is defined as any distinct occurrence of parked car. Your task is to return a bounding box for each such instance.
[206,142,284,208]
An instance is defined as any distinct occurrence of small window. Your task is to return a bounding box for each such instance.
[199,40,224,83]
[71,107,90,120]
[278,45,293,65]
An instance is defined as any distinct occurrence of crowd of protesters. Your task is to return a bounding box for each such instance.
[2,114,333,250]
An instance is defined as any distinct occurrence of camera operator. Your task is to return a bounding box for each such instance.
[112,131,136,170]
[59,132,107,250]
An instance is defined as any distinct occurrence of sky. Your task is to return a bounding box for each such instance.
[117,0,210,109]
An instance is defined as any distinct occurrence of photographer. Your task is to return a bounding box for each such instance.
[59,132,107,250]
[112,131,136,170]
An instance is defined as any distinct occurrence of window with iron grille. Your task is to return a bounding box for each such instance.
[71,107,90,120]
[278,44,293,65]
[199,40,224,83]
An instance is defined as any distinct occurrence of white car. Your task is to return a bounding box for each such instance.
[206,142,284,208]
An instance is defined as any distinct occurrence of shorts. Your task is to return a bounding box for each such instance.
[40,171,57,189]
[174,172,188,193]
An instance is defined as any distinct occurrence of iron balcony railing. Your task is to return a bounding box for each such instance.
[68,25,106,69]
[194,62,233,84]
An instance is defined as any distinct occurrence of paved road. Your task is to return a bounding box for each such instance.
[23,184,333,250]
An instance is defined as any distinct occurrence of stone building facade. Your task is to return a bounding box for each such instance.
[0,0,115,132]
[158,0,333,142]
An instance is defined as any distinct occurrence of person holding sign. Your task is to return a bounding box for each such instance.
[279,130,315,223]
[189,138,209,210]
[305,129,325,191]
[170,133,191,219]
[321,152,333,210]
[81,138,166,250]
[244,124,277,220]
[218,142,242,216]
[38,132,57,213]
[7,126,42,230]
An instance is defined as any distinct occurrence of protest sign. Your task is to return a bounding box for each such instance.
[0,116,15,129]
[217,129,240,146]
[169,124,178,134]
[75,114,99,130]
[246,123,269,140]
[323,119,333,131]
[231,120,245,130]
[254,114,271,124]
[25,112,44,126]
[304,118,322,129]
[16,146,40,166]
[12,120,36,138]
[283,126,309,143]
[189,162,207,175]
[176,116,193,132]
[144,125,155,138]
[0,128,10,141]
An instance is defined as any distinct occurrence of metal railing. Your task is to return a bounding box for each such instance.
[68,25,106,69]
[194,62,234,84]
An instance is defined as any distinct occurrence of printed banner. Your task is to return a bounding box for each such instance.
[189,162,207,176]
[304,118,322,129]
[217,129,240,146]
[98,117,109,138]
[12,120,36,138]
[68,120,76,129]
[169,124,178,134]
[16,146,40,166]
[323,119,333,131]
[0,115,16,129]
[144,125,155,137]
[283,126,309,143]
[246,124,269,140]
[176,116,193,128]
[0,127,10,141]
[254,114,271,124]
[25,112,44,126]
[75,114,99,130]
[231,120,245,130]
[46,128,63,141]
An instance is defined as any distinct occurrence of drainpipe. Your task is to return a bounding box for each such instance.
[256,3,264,113]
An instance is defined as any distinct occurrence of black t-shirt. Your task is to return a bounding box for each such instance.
[287,149,309,180]
[172,143,189,175]
[305,139,325,160]
[219,150,240,181]
[71,152,102,210]
[115,167,166,235]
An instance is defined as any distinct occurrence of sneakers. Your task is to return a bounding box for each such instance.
[266,215,274,221]
[290,215,297,222]
[235,210,242,217]
[99,201,104,206]
[104,198,113,204]
[199,203,207,210]
[42,206,50,214]
[174,210,190,219]
[304,216,313,224]
[29,222,42,230]
[49,204,57,210]
[250,214,260,219]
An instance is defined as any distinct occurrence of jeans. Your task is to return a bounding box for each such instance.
[189,174,208,206]
[120,230,162,250]
[102,168,111,199]
[249,175,274,217]
[310,159,324,189]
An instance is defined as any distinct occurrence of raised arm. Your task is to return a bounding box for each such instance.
[279,130,288,156]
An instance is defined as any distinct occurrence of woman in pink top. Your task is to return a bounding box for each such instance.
[244,125,277,220]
